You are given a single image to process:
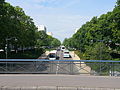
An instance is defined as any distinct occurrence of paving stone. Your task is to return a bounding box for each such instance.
[58,86,77,90]
[0,86,21,90]
[115,89,120,90]
[20,87,37,90]
[37,86,56,90]
[77,87,115,90]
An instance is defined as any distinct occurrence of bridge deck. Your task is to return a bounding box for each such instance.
[0,74,120,89]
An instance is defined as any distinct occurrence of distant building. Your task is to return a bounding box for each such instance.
[47,32,53,37]
[38,25,47,33]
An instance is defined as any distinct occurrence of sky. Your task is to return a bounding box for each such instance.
[6,0,116,42]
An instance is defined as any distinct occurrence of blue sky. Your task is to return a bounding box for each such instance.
[6,0,116,42]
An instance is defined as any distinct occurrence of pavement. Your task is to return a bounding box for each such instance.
[0,74,120,89]
[45,51,50,56]
[69,51,80,60]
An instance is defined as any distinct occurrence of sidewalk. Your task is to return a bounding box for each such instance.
[70,51,91,75]
[70,51,80,60]
[45,51,50,56]
[0,75,120,89]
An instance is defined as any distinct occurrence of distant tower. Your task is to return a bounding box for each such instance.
[38,25,47,33]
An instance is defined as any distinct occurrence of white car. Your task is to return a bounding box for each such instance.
[60,46,65,51]
[63,50,70,58]
[0,49,4,52]
[48,50,57,60]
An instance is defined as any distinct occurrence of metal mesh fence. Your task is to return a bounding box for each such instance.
[0,59,120,76]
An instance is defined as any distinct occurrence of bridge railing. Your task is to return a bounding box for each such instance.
[0,59,120,76]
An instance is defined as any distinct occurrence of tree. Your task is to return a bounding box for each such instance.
[116,0,120,6]
[36,31,61,48]
[63,0,120,60]
[0,2,38,51]
[51,38,61,48]
[36,31,48,48]
[84,42,112,60]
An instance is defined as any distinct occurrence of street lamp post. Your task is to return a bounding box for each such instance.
[5,37,17,59]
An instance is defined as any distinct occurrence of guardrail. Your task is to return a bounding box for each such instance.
[0,59,120,76]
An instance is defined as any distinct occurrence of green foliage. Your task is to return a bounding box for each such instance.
[51,38,61,47]
[116,0,120,6]
[0,1,61,58]
[9,48,44,59]
[36,31,61,48]
[74,51,85,60]
[63,0,120,60]
[84,43,112,60]
[0,2,38,50]
[46,35,61,48]
[36,31,48,47]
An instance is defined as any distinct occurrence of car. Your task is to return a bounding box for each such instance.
[60,46,65,51]
[63,50,70,58]
[48,50,57,60]
[0,49,4,52]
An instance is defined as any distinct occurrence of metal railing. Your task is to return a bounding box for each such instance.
[0,59,120,76]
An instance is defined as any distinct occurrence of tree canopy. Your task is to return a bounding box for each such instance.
[0,1,61,51]
[63,0,120,60]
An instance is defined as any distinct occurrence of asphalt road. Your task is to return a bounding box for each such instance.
[50,50,74,74]
[42,50,89,74]
[0,74,120,88]
[57,50,72,60]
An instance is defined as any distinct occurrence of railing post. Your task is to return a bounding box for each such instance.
[100,62,102,75]
[70,61,73,75]
[35,61,38,72]
[112,62,115,76]
[80,61,81,75]
[110,62,114,76]
[50,61,53,74]
[6,61,8,72]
